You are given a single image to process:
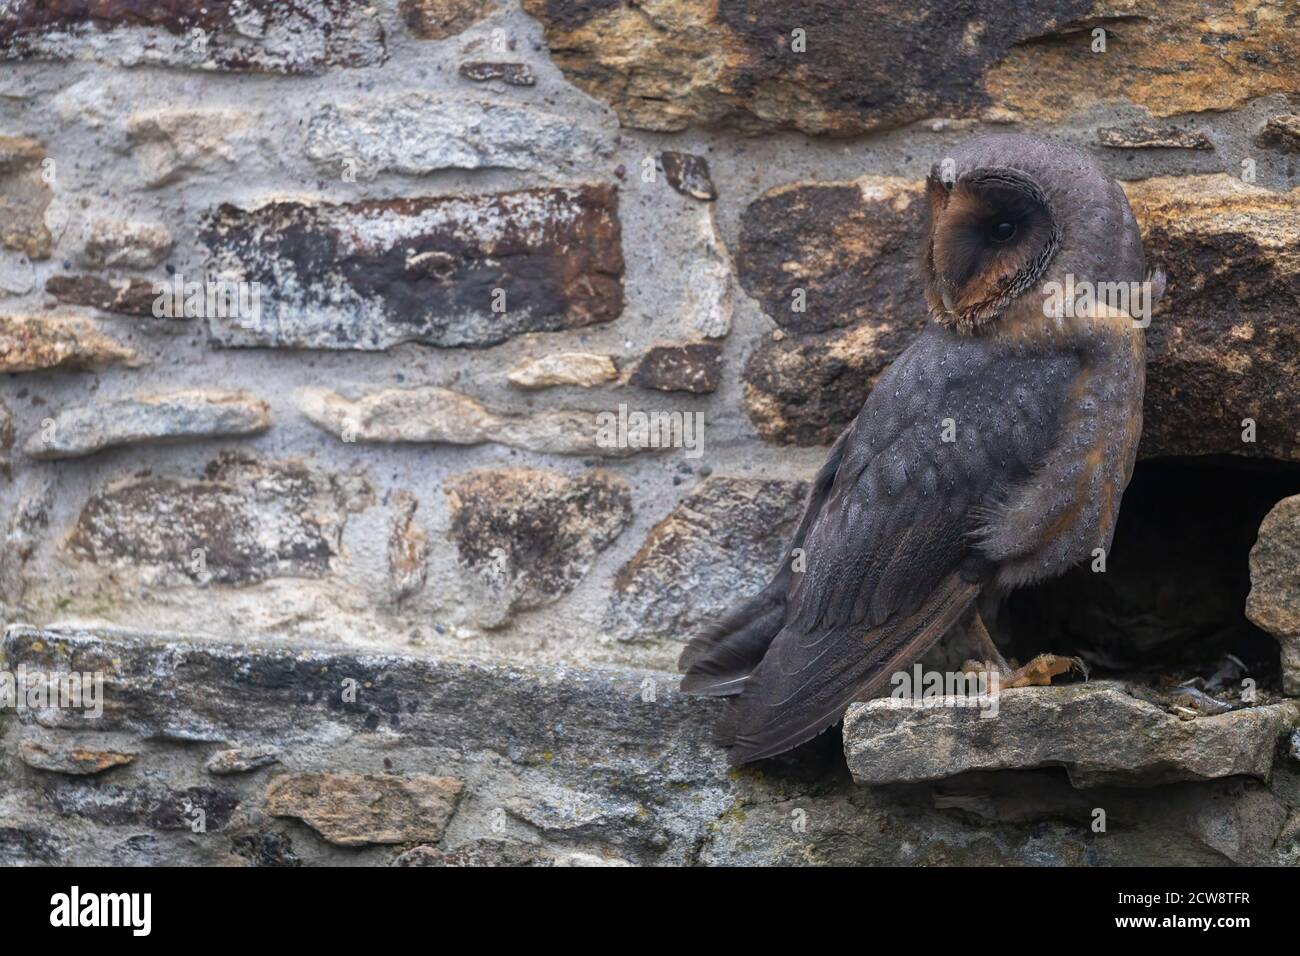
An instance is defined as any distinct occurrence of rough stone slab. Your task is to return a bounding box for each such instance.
[1247,494,1300,696]
[43,782,240,830]
[508,352,617,389]
[297,385,638,458]
[126,107,256,188]
[1098,124,1213,150]
[983,2,1300,124]
[0,249,35,294]
[203,185,623,350]
[265,773,462,847]
[0,314,138,373]
[0,483,52,605]
[629,343,722,394]
[446,467,632,628]
[77,219,172,269]
[65,454,372,586]
[0,396,12,479]
[605,477,807,642]
[24,390,271,460]
[733,174,964,442]
[520,0,1300,134]
[459,61,535,86]
[4,625,1297,866]
[738,175,923,443]
[0,0,386,73]
[206,747,281,776]
[0,135,52,259]
[660,152,716,201]
[844,681,1300,788]
[1126,176,1300,461]
[678,205,734,339]
[304,94,607,179]
[45,275,160,317]
[401,0,497,39]
[738,176,926,335]
[19,741,136,775]
[394,840,550,866]
[0,623,729,791]
[1257,114,1300,153]
[387,491,429,603]
[744,322,922,446]
[0,826,65,865]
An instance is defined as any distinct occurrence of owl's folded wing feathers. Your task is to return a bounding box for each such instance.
[696,326,1080,765]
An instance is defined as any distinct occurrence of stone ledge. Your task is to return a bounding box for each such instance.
[4,625,1299,866]
[844,681,1299,789]
[0,624,721,768]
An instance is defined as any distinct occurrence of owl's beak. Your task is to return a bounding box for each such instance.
[941,289,956,313]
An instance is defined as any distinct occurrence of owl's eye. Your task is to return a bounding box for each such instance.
[991,220,1016,242]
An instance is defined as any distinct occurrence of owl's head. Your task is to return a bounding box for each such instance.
[921,133,1149,333]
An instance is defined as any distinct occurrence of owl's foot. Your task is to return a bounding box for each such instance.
[963,612,1086,687]
[960,658,1006,679]
[1002,653,1087,688]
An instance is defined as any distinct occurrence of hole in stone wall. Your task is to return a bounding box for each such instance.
[998,455,1300,690]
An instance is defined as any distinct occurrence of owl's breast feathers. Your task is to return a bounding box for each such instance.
[703,311,1145,764]
[976,301,1145,588]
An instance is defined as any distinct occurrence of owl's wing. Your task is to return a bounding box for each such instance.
[677,426,852,696]
[717,326,1078,764]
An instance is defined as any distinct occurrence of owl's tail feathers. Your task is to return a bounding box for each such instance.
[716,574,980,766]
[677,587,787,697]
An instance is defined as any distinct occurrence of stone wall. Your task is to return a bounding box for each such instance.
[1,0,1299,866]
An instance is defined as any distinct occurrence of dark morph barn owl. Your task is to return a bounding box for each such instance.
[680,134,1162,766]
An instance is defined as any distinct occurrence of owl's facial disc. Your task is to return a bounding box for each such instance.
[923,167,1060,332]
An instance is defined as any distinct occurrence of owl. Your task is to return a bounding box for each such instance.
[680,133,1162,766]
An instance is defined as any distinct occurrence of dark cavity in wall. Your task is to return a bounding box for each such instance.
[999,455,1300,686]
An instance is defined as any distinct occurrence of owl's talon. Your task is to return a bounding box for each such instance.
[1003,653,1087,688]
